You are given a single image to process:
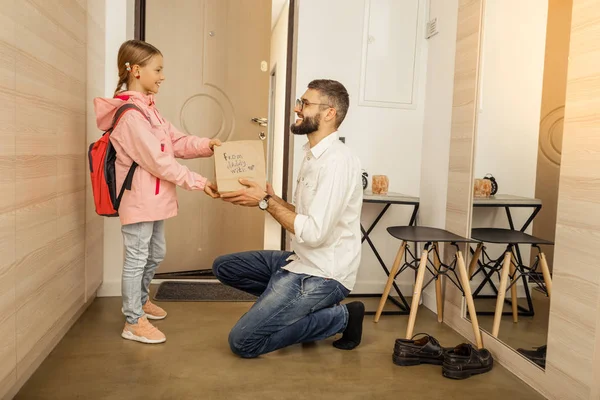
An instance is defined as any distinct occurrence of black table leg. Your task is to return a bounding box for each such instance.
[519,205,542,232]
[409,204,419,227]
[362,204,391,241]
[361,224,411,312]
[354,202,418,314]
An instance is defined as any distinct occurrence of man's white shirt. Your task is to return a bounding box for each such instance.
[283,132,363,290]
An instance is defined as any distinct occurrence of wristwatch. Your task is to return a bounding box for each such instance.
[258,194,272,210]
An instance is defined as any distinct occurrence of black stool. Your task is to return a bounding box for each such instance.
[470,228,553,337]
[374,226,483,349]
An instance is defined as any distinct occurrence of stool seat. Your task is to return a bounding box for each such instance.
[387,226,476,243]
[471,228,553,245]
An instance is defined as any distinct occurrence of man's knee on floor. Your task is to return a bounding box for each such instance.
[212,255,229,280]
[228,327,261,359]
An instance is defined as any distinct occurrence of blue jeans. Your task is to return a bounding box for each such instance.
[213,251,350,358]
[121,220,166,324]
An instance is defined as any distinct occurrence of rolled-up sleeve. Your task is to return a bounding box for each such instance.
[294,214,309,242]
[294,157,355,247]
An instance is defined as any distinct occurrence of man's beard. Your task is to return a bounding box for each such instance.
[290,113,320,135]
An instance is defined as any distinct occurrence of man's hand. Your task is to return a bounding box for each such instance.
[204,180,220,198]
[209,139,222,151]
[220,179,267,207]
[222,179,296,233]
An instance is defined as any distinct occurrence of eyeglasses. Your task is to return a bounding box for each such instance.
[295,98,331,111]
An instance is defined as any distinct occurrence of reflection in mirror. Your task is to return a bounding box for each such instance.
[464,0,572,369]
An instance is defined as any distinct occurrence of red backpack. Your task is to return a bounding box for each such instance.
[88,104,150,217]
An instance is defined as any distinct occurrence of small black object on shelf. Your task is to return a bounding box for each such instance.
[362,170,368,190]
[484,173,498,195]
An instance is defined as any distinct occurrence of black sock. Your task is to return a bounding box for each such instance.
[333,301,365,350]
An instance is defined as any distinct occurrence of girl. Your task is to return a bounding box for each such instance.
[94,40,220,344]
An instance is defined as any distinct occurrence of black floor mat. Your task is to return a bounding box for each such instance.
[153,281,257,302]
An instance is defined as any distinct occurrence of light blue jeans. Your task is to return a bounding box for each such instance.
[121,220,166,324]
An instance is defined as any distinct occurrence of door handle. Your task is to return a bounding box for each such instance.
[251,117,268,127]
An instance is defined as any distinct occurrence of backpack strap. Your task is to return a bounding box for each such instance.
[111,103,152,210]
[111,103,151,129]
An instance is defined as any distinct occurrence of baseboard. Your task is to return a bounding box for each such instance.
[97,280,121,297]
[98,277,535,300]
[351,280,413,295]
[0,370,16,400]
[421,288,439,316]
[6,292,96,400]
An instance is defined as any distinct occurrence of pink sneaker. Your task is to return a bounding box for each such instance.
[121,316,166,344]
[143,300,167,320]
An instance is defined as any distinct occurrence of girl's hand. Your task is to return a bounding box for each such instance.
[204,180,220,198]
[209,139,222,151]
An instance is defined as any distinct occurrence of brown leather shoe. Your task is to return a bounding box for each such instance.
[442,343,493,379]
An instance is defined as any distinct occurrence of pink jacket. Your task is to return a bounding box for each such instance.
[93,91,213,225]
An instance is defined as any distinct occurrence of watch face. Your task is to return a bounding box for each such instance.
[259,199,267,210]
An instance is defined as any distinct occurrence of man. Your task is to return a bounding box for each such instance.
[214,79,364,358]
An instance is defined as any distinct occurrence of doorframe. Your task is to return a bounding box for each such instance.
[134,0,297,252]
[281,0,297,251]
[134,0,145,41]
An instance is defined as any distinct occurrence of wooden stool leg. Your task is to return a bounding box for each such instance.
[539,252,552,298]
[456,249,483,349]
[510,261,518,323]
[405,246,430,339]
[492,252,513,337]
[469,243,483,279]
[374,241,407,322]
[433,242,443,323]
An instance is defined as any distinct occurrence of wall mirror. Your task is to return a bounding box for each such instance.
[463,0,572,370]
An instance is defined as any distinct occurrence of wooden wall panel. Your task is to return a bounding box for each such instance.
[0,0,17,398]
[84,0,105,301]
[13,0,87,389]
[0,0,105,397]
[551,0,600,397]
[445,0,483,239]
[443,0,484,311]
